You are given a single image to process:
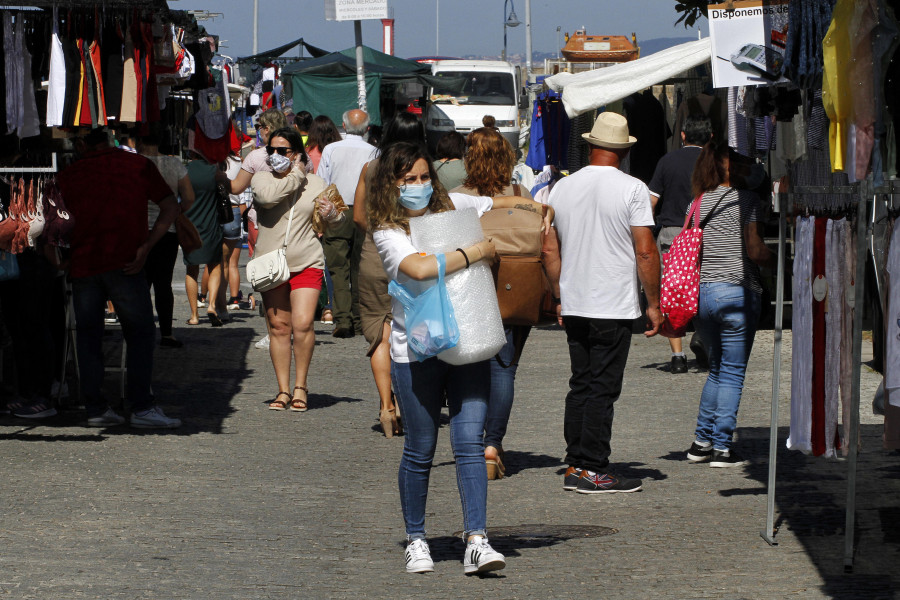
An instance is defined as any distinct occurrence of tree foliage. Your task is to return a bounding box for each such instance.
[674,0,709,28]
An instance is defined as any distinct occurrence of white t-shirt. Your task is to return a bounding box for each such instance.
[316,134,377,206]
[548,165,655,319]
[373,193,493,363]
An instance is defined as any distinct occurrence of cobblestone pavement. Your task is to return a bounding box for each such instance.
[0,257,897,599]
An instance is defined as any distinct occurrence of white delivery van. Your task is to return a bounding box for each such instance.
[425,60,523,154]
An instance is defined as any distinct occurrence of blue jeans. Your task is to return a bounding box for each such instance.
[485,325,531,449]
[72,269,157,417]
[693,282,761,451]
[391,358,490,541]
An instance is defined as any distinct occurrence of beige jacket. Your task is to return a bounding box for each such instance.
[252,167,326,273]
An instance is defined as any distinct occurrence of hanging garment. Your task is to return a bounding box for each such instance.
[810,217,828,456]
[727,87,750,154]
[788,216,815,453]
[3,12,23,135]
[196,77,230,139]
[16,14,39,138]
[850,0,878,182]
[101,20,124,121]
[839,218,857,455]
[89,33,107,126]
[886,219,900,400]
[526,96,546,171]
[61,28,82,127]
[46,7,67,128]
[120,28,138,123]
[824,218,845,457]
[783,0,835,90]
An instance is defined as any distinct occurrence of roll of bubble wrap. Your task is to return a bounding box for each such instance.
[410,208,506,365]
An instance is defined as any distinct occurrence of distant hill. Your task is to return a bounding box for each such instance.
[461,37,698,63]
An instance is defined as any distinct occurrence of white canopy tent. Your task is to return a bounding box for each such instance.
[544,38,712,118]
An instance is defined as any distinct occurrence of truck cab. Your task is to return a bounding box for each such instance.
[425,60,522,154]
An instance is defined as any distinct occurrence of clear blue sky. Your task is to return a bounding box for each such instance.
[175,0,703,59]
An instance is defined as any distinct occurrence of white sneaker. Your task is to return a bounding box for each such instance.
[254,334,270,349]
[405,539,434,574]
[130,406,182,429]
[86,408,126,427]
[463,536,505,575]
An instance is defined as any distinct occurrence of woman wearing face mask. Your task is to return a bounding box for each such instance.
[369,142,552,575]
[252,127,342,412]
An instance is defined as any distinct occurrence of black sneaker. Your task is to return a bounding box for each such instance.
[690,332,708,369]
[709,449,750,468]
[686,442,713,462]
[575,471,642,494]
[671,355,688,373]
[563,466,583,491]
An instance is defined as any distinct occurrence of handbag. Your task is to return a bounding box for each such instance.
[480,195,555,326]
[174,213,202,254]
[387,253,460,361]
[215,182,233,224]
[245,195,297,292]
[659,189,733,338]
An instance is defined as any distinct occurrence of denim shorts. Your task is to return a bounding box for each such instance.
[222,206,242,240]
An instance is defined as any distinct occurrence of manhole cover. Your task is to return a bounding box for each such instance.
[454,524,617,540]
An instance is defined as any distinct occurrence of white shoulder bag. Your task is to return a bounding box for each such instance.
[245,195,297,292]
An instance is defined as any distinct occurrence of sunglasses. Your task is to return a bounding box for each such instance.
[266,146,290,156]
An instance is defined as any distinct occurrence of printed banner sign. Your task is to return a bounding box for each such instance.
[708,0,791,88]
[325,0,389,21]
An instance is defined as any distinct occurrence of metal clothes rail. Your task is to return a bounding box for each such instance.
[759,180,872,572]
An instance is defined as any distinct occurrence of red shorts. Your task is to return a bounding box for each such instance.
[287,267,323,291]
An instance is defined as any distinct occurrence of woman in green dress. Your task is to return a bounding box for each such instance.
[184,155,226,326]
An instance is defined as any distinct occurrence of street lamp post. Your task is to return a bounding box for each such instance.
[502,0,521,62]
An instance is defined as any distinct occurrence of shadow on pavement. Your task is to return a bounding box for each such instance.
[501,450,564,477]
[716,424,900,599]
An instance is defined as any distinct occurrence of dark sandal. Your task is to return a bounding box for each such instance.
[290,386,308,412]
[268,392,290,411]
[208,312,223,327]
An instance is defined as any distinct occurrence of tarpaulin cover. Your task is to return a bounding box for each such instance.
[237,38,330,63]
[289,73,382,127]
[544,38,712,118]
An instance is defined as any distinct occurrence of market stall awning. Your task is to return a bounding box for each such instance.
[544,38,712,118]
[281,46,432,79]
[237,37,330,63]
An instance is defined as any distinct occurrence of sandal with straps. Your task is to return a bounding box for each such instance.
[268,391,291,411]
[290,386,308,412]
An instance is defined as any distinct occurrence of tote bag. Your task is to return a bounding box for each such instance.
[388,253,460,362]
[659,189,732,338]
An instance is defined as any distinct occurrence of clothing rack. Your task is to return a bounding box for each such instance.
[0,153,57,174]
[760,180,869,573]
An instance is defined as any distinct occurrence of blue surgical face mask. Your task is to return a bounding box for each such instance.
[398,181,433,210]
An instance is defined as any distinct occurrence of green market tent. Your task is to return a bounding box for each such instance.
[282,46,453,126]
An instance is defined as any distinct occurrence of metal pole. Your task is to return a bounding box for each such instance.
[252,0,258,55]
[502,0,508,62]
[844,182,868,572]
[524,0,532,81]
[436,0,439,55]
[557,26,561,63]
[354,20,368,113]
[761,192,787,546]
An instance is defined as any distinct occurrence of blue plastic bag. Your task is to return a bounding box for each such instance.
[0,251,19,282]
[388,253,459,362]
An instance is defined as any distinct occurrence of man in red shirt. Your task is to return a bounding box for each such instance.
[57,129,181,428]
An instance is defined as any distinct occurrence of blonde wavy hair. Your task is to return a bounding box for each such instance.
[463,127,515,196]
[367,142,453,234]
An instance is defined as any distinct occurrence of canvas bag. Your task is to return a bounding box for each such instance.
[480,191,555,326]
[245,196,296,292]
[659,189,732,338]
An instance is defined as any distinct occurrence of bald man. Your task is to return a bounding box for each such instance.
[316,109,376,337]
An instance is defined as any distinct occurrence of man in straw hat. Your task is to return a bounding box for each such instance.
[544,111,663,494]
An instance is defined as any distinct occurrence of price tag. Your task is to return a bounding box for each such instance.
[812,275,828,302]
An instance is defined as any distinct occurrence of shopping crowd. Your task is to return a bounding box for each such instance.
[1,103,774,577]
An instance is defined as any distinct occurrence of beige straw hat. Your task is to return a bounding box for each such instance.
[581,112,637,148]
